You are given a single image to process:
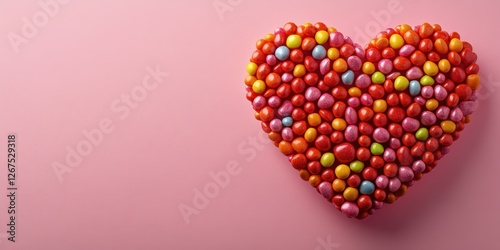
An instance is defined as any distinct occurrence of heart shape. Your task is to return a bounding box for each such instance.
[244,22,480,219]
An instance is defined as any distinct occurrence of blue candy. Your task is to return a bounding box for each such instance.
[282,116,293,127]
[312,45,326,60]
[409,80,421,96]
[341,70,355,85]
[275,46,290,61]
[359,180,375,195]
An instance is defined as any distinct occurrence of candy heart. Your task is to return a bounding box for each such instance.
[244,22,480,219]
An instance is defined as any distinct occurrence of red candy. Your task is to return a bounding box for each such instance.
[333,143,356,163]
[245,22,480,219]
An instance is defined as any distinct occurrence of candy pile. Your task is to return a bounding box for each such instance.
[244,22,480,219]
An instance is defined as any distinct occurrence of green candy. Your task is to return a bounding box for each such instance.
[320,152,335,167]
[370,142,384,155]
[349,160,365,173]
[420,75,435,86]
[415,127,429,141]
[371,71,386,84]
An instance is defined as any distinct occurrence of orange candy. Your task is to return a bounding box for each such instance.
[292,137,309,153]
[333,58,348,73]
[403,30,420,46]
[418,23,434,38]
[265,73,281,88]
[434,38,449,54]
[466,74,480,90]
[278,141,294,155]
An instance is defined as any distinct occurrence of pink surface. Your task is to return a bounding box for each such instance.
[0,0,499,249]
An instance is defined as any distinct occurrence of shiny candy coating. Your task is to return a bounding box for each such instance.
[245,22,480,219]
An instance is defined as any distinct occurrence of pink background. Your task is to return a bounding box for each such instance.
[1,0,499,249]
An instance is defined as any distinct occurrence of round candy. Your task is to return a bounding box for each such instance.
[312,45,327,59]
[275,46,290,61]
[320,152,336,167]
[252,80,266,94]
[394,76,409,91]
[370,142,384,155]
[343,187,359,201]
[286,34,302,49]
[420,75,435,86]
[332,180,346,194]
[409,80,421,96]
[282,117,293,126]
[415,128,429,141]
[373,127,390,143]
[342,70,355,85]
[334,143,356,163]
[359,180,376,195]
[335,164,351,179]
[389,34,404,49]
[349,160,365,173]
[341,201,359,218]
[375,175,389,189]
[372,71,386,84]
[315,30,329,44]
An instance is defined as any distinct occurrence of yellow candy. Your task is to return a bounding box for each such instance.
[304,128,317,143]
[332,118,347,131]
[449,38,463,52]
[373,99,388,113]
[246,62,258,75]
[394,76,409,91]
[303,22,312,27]
[315,30,329,44]
[348,87,362,97]
[307,113,321,127]
[423,61,439,76]
[335,164,350,179]
[293,64,306,77]
[438,59,451,73]
[362,62,376,74]
[332,179,346,192]
[252,80,266,94]
[286,34,302,49]
[389,34,405,49]
[441,120,457,133]
[425,99,439,111]
[343,187,359,201]
[327,48,340,60]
